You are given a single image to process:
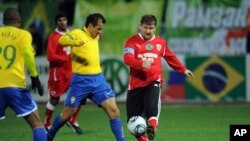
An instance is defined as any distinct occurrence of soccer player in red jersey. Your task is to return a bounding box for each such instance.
[44,12,83,134]
[123,14,193,141]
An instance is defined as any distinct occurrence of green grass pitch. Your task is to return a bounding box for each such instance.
[0,103,249,141]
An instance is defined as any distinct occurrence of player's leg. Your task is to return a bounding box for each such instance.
[44,80,65,129]
[6,88,47,141]
[55,77,84,134]
[0,89,6,120]
[24,110,47,141]
[47,105,77,141]
[126,88,149,141]
[91,74,125,141]
[100,97,126,141]
[44,96,59,130]
[144,82,161,140]
[126,88,145,120]
[68,106,81,124]
[47,76,85,141]
[67,106,83,134]
[144,82,161,129]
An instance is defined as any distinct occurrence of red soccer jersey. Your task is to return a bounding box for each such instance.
[47,28,72,81]
[123,34,186,90]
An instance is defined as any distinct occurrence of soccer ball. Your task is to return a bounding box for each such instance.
[127,116,147,136]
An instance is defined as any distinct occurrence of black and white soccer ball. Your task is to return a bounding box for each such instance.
[127,116,147,136]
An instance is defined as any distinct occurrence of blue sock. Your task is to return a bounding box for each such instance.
[33,127,47,141]
[47,115,66,140]
[110,118,126,141]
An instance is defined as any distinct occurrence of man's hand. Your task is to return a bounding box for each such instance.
[30,76,43,96]
[184,69,194,78]
[142,58,153,69]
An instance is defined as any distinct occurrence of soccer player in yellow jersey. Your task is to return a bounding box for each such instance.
[44,12,83,134]
[0,8,47,141]
[47,13,126,141]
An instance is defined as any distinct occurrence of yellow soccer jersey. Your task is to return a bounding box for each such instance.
[0,26,36,88]
[59,27,102,74]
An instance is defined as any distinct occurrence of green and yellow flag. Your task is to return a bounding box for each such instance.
[186,56,245,102]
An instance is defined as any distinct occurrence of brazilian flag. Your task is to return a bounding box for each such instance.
[186,56,245,102]
[19,0,59,36]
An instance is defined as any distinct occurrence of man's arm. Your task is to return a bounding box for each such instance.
[23,47,38,77]
[163,43,193,78]
[163,42,186,73]
[23,47,43,96]
[123,47,144,70]
[47,34,68,62]
[58,33,84,47]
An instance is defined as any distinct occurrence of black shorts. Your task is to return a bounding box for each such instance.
[126,81,161,121]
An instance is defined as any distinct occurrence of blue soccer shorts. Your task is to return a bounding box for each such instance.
[0,87,37,120]
[64,73,115,108]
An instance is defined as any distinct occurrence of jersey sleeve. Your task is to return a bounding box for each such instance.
[22,31,38,77]
[20,30,33,52]
[47,34,68,62]
[123,39,143,69]
[163,40,186,73]
[58,30,81,46]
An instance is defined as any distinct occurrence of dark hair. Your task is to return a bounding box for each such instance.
[85,13,106,27]
[3,8,20,25]
[140,14,157,25]
[55,12,67,23]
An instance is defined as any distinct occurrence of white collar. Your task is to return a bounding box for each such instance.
[55,28,67,35]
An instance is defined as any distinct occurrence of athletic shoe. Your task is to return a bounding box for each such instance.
[147,126,155,140]
[136,133,149,141]
[66,121,83,134]
[148,117,158,129]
